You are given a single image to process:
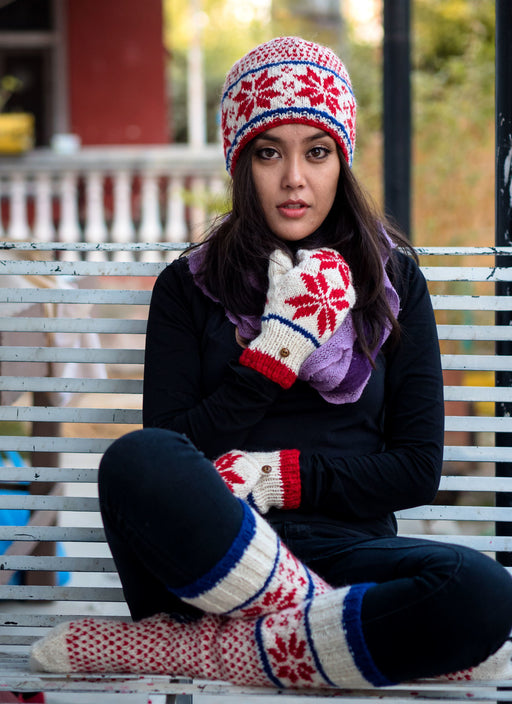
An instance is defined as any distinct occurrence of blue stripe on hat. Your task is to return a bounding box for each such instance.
[343,583,396,687]
[225,106,353,172]
[169,498,255,599]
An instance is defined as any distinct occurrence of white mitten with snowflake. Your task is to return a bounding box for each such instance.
[240,248,355,388]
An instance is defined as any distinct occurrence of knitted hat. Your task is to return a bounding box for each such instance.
[221,36,356,175]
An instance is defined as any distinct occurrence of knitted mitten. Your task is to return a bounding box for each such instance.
[214,448,301,514]
[433,639,512,682]
[240,248,355,389]
[169,500,331,619]
[30,586,391,688]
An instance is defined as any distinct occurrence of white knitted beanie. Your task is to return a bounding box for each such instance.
[220,36,356,175]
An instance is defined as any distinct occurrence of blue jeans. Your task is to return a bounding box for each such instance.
[98,427,512,682]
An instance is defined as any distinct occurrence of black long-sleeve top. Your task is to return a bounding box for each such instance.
[142,250,445,540]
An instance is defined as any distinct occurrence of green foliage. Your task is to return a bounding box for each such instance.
[413,0,495,132]
[163,0,270,143]
[344,41,382,151]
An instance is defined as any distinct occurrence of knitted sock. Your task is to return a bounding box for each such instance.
[30,586,392,688]
[168,500,331,619]
[433,639,512,682]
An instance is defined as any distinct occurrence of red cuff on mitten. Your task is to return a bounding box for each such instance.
[277,449,301,509]
[215,448,301,513]
[239,348,297,389]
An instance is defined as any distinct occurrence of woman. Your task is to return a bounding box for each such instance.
[31,36,512,688]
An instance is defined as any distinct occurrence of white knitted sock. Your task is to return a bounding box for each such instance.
[434,639,512,681]
[169,500,331,619]
[30,586,391,688]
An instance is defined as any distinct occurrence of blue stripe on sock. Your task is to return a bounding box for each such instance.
[169,499,256,599]
[343,583,396,687]
[225,533,281,615]
[305,569,315,601]
[304,598,337,687]
[255,617,284,688]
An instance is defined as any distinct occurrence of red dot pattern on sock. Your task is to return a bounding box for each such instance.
[62,605,334,689]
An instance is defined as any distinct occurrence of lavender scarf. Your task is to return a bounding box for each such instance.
[187,245,400,405]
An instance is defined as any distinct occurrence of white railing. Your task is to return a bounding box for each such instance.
[0,145,226,259]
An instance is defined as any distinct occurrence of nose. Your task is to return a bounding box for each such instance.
[281,155,305,190]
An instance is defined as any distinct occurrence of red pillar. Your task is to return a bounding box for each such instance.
[67,0,169,145]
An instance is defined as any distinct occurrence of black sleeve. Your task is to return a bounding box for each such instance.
[299,253,445,519]
[142,259,280,458]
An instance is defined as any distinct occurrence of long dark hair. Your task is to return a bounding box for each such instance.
[188,140,416,364]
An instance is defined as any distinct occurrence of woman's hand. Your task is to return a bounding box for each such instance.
[214,448,301,514]
[235,328,249,348]
[239,248,355,388]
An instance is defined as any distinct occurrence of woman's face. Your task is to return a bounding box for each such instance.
[251,123,341,242]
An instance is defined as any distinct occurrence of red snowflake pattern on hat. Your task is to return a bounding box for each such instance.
[233,70,280,121]
[296,67,342,114]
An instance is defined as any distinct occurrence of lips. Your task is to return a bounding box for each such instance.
[277,199,309,218]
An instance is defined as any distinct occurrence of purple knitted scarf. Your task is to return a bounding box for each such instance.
[187,244,400,405]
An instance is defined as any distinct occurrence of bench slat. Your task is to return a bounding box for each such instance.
[444,446,512,461]
[0,260,166,277]
[0,317,146,334]
[0,466,98,482]
[442,355,512,371]
[444,385,512,401]
[0,659,511,701]
[446,416,512,431]
[0,436,111,453]
[431,294,512,310]
[0,556,115,572]
[0,586,125,601]
[2,496,509,523]
[0,288,151,305]
[437,325,512,341]
[0,495,99,511]
[0,407,141,424]
[422,266,512,282]
[2,437,508,460]
[397,505,512,521]
[0,525,104,540]
[0,377,142,393]
[0,347,144,364]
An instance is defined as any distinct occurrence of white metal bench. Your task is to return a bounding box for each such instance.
[1,241,512,703]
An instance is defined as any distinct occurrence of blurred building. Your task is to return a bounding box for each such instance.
[0,0,223,245]
[0,0,169,147]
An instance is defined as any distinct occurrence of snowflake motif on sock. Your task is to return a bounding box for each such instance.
[264,614,317,686]
[239,583,300,619]
[285,271,351,338]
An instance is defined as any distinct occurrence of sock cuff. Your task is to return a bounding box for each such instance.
[169,500,279,614]
[304,585,393,688]
[343,583,395,687]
